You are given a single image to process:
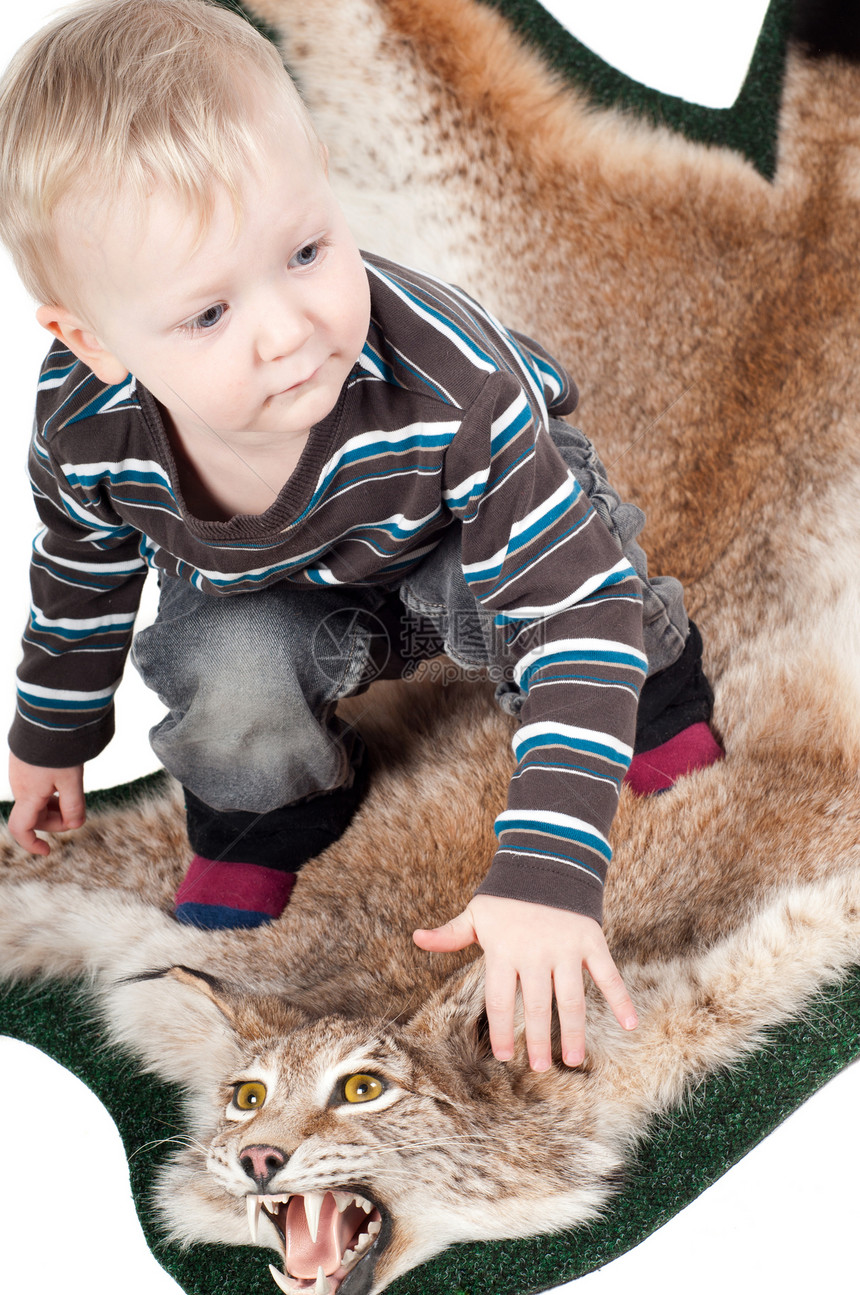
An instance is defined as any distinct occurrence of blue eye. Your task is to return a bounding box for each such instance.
[185,304,225,333]
[291,243,319,268]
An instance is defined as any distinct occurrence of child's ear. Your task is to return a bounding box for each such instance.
[35,304,129,386]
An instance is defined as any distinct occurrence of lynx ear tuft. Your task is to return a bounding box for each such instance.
[165,965,242,1019]
[128,965,245,1027]
[126,965,311,1041]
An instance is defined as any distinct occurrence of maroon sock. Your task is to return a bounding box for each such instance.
[174,856,296,929]
[625,721,724,796]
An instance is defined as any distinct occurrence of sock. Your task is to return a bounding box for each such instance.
[174,857,296,929]
[625,721,724,796]
[175,741,370,929]
[626,621,724,795]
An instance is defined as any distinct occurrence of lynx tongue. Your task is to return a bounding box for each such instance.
[285,1193,362,1279]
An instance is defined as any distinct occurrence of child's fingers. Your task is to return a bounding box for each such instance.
[34,795,69,832]
[518,968,554,1071]
[7,799,52,855]
[552,965,586,1068]
[412,909,477,953]
[57,778,86,830]
[586,945,638,1032]
[483,960,518,1062]
[7,768,85,854]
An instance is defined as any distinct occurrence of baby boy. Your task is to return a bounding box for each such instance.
[0,0,721,1072]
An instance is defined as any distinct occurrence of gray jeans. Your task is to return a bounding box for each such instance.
[131,419,687,813]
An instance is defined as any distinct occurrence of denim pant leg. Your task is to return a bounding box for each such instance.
[546,418,688,676]
[130,575,385,814]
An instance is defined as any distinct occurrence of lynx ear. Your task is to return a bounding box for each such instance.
[408,958,533,1069]
[408,959,494,1061]
[130,965,310,1041]
[129,965,245,1026]
[165,965,246,1025]
[104,965,245,1092]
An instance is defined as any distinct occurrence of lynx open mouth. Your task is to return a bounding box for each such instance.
[246,1189,385,1295]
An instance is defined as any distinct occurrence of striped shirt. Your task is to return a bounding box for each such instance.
[11,252,645,919]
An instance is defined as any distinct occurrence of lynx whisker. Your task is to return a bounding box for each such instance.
[369,1133,498,1155]
[129,1134,208,1162]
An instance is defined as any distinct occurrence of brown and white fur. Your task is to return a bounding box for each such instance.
[2,1,860,1292]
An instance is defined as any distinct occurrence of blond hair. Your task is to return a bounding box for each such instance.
[0,0,320,313]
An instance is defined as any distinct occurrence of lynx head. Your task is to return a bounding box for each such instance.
[146,962,624,1295]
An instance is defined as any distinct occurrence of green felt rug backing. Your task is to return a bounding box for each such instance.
[4,2,858,1292]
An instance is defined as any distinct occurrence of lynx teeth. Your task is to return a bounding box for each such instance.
[266,1263,328,1295]
[341,1218,382,1273]
[333,1191,373,1214]
[268,1265,295,1295]
[304,1191,326,1243]
[246,1195,261,1243]
[264,1258,338,1294]
[264,1194,290,1211]
[248,1195,291,1246]
[248,1191,376,1250]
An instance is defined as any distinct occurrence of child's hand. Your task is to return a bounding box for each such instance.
[413,894,637,1070]
[7,754,86,855]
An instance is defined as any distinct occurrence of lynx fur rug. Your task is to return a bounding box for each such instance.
[3,2,860,1294]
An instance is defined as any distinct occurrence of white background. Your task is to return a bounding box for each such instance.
[1,4,857,1294]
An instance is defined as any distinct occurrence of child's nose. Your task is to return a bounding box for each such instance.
[256,297,313,362]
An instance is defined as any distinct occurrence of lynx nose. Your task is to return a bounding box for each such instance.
[239,1143,288,1189]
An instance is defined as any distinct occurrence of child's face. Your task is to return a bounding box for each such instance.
[42,105,370,451]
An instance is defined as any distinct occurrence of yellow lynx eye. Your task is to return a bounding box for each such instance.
[342,1073,384,1103]
[233,1081,267,1110]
